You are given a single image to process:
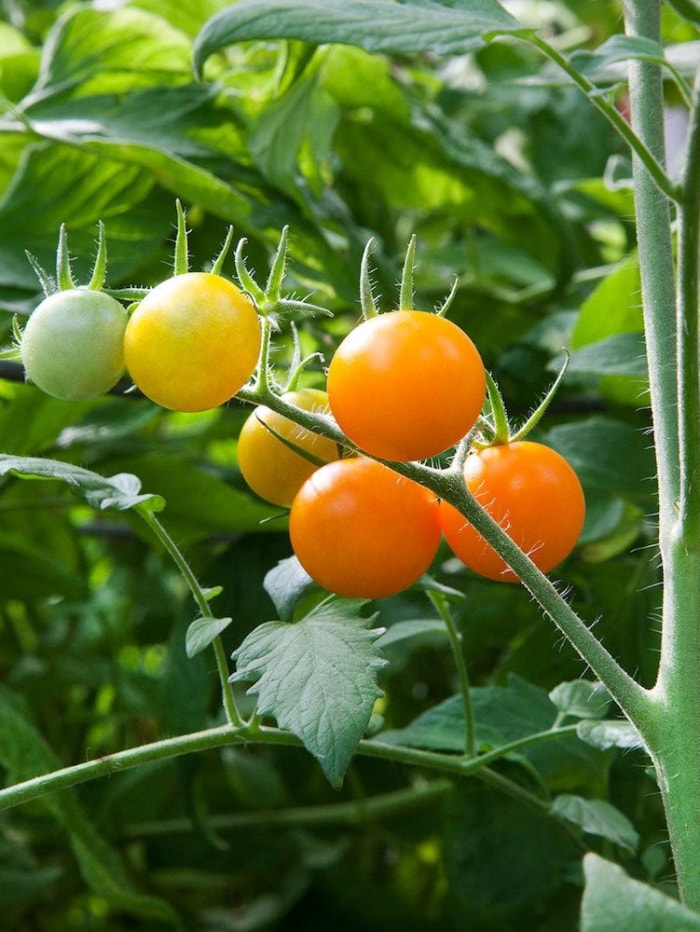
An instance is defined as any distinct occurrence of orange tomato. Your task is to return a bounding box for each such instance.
[289,456,441,598]
[440,441,585,582]
[327,310,486,461]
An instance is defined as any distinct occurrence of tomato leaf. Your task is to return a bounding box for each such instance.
[581,854,700,931]
[576,719,646,751]
[185,615,234,658]
[548,680,612,721]
[551,794,639,853]
[231,598,387,786]
[0,454,164,512]
[263,555,316,622]
[193,0,527,79]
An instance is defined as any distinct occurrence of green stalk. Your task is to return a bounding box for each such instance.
[648,69,700,911]
[0,715,579,815]
[427,590,476,757]
[138,509,243,728]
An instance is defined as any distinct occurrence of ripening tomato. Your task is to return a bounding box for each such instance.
[124,272,261,412]
[289,456,441,599]
[440,441,585,582]
[21,288,128,401]
[238,388,341,507]
[326,310,486,461]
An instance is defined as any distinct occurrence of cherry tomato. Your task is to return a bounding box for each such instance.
[440,441,585,582]
[21,288,128,401]
[238,388,341,507]
[289,456,441,599]
[326,310,486,461]
[124,272,261,412]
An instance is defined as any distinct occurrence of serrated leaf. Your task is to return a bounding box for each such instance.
[551,794,639,853]
[548,680,611,721]
[0,454,164,512]
[577,719,646,751]
[185,615,233,658]
[581,854,700,931]
[193,0,526,79]
[231,604,386,786]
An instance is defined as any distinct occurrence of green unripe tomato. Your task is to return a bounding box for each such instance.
[21,288,128,401]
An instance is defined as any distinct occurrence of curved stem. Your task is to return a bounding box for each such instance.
[427,591,476,757]
[525,33,679,203]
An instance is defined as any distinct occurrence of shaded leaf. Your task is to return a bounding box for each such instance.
[186,615,234,658]
[551,794,639,853]
[548,680,611,720]
[568,333,648,378]
[581,853,700,931]
[0,454,164,512]
[263,556,316,622]
[577,719,646,751]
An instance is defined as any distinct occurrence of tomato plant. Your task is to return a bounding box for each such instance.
[238,388,341,507]
[20,288,128,401]
[326,310,486,461]
[124,272,261,412]
[289,455,441,598]
[440,441,586,582]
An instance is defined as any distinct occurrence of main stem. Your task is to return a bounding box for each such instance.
[648,70,700,911]
[623,0,700,909]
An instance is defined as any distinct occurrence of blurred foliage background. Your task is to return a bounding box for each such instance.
[0,0,695,928]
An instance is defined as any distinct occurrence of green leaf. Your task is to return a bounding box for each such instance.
[379,675,611,792]
[543,417,657,506]
[551,794,639,853]
[548,680,612,720]
[0,454,164,512]
[567,332,648,378]
[577,719,646,751]
[185,615,234,658]
[193,0,526,78]
[231,598,387,786]
[581,853,700,931]
[375,618,449,649]
[263,556,316,622]
[443,781,579,925]
[570,36,668,81]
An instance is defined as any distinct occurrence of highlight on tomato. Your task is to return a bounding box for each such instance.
[124,272,261,412]
[238,388,341,507]
[326,309,486,462]
[440,440,586,582]
[289,456,442,599]
[21,288,128,402]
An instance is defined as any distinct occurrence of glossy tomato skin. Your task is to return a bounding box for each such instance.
[326,310,486,462]
[238,388,341,507]
[440,441,585,582]
[21,288,128,401]
[289,456,441,599]
[124,272,261,412]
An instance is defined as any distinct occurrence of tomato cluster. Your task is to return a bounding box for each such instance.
[17,227,585,600]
